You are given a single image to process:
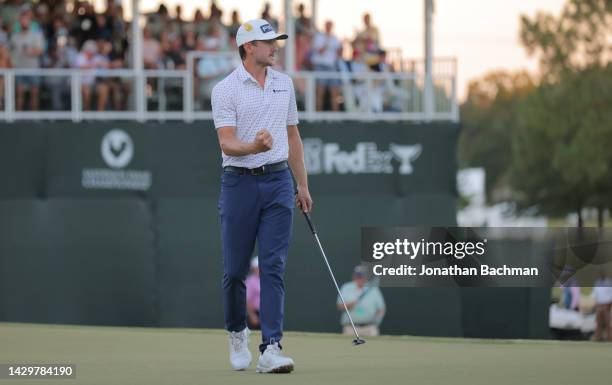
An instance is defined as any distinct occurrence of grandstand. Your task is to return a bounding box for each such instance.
[0,0,458,122]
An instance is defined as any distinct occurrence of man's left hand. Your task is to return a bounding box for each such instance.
[296,186,313,213]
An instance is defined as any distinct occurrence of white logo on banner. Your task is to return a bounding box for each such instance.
[81,129,152,191]
[101,129,133,169]
[303,139,422,175]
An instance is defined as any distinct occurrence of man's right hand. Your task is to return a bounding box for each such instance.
[252,129,273,153]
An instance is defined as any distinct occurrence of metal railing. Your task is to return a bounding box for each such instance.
[0,55,458,123]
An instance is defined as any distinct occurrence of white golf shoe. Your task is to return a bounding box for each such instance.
[228,327,251,370]
[256,341,294,373]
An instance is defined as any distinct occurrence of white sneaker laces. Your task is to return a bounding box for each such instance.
[231,331,246,352]
[266,341,282,356]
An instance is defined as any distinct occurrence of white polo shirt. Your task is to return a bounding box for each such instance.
[211,62,299,168]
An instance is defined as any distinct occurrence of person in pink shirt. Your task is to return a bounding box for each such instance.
[246,256,261,330]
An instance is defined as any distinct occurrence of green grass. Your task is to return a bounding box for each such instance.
[1,322,611,385]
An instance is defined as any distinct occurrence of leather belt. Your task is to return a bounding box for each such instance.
[223,161,288,176]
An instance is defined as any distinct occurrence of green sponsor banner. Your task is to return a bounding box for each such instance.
[0,122,548,339]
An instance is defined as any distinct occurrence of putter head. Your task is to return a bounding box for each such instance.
[352,338,366,346]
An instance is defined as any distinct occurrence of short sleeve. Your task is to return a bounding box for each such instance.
[211,83,236,129]
[287,79,299,126]
[374,288,386,310]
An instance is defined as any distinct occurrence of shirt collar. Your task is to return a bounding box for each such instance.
[237,62,277,85]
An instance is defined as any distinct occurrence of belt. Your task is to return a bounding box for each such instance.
[223,161,288,176]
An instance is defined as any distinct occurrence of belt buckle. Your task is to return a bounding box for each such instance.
[251,165,265,176]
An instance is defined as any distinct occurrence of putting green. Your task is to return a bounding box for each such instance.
[1,322,610,385]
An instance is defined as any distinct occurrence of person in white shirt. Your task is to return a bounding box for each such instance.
[211,19,312,374]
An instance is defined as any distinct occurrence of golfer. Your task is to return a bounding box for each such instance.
[211,19,313,374]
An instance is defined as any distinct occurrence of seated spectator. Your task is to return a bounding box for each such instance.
[74,39,109,111]
[10,5,44,111]
[164,33,185,70]
[45,24,77,111]
[337,265,385,336]
[311,20,342,111]
[339,47,370,112]
[183,27,197,52]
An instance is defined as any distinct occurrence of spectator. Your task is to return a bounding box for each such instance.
[11,4,41,34]
[311,20,342,111]
[228,10,241,40]
[74,39,109,111]
[192,9,208,37]
[0,41,11,110]
[1,0,21,32]
[73,2,99,48]
[45,22,77,111]
[164,33,185,69]
[11,5,44,111]
[246,257,261,330]
[337,265,385,337]
[147,3,169,38]
[340,47,370,112]
[592,272,612,342]
[109,3,126,41]
[183,27,197,52]
[105,38,126,111]
[357,13,381,66]
[170,5,184,36]
[142,27,162,69]
[0,19,8,45]
[295,3,314,70]
[96,13,113,42]
[209,1,222,24]
[261,2,279,31]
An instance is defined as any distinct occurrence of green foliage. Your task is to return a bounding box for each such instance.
[520,0,611,81]
[459,71,535,201]
[511,64,612,216]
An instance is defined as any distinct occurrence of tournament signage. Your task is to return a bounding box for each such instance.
[82,129,152,191]
[303,139,422,175]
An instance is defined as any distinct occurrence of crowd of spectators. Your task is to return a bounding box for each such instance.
[0,0,397,112]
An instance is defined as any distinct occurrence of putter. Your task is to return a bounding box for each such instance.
[301,210,366,346]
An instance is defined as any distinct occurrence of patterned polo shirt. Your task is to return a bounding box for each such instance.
[211,62,299,168]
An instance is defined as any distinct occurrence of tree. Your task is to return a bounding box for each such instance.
[510,0,611,227]
[459,71,535,201]
[511,65,612,224]
[520,0,611,81]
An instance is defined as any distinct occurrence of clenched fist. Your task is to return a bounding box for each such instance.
[252,129,273,153]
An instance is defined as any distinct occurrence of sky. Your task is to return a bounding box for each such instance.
[106,0,568,101]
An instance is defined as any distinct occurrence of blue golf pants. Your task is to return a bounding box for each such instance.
[219,168,294,353]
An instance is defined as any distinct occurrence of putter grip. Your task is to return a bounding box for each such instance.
[303,212,317,234]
